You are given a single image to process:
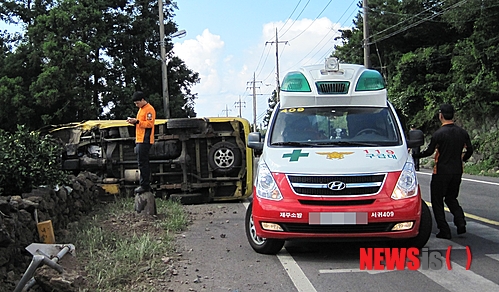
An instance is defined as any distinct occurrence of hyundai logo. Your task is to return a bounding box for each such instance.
[327,181,346,191]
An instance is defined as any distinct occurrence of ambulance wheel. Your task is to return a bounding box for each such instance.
[208,141,242,174]
[245,202,285,254]
[391,200,432,249]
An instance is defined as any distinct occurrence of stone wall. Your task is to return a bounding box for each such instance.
[0,171,103,292]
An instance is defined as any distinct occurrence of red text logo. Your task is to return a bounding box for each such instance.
[359,247,472,271]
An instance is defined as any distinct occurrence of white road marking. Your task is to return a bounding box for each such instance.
[319,268,393,275]
[417,172,499,186]
[243,201,317,292]
[243,201,499,292]
[467,221,499,243]
[486,254,499,261]
[425,235,466,250]
[277,250,317,292]
[418,261,499,292]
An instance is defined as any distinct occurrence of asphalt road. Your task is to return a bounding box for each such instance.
[170,170,499,292]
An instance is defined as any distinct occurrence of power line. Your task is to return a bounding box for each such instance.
[266,29,288,102]
[247,73,263,131]
[278,0,303,34]
[368,0,468,45]
[287,0,334,42]
[234,96,246,118]
[279,0,311,39]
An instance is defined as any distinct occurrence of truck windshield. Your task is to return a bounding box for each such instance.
[269,107,401,146]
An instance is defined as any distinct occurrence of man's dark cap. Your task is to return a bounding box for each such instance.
[439,104,454,115]
[132,91,144,102]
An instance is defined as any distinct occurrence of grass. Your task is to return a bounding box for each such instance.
[419,158,499,177]
[65,197,189,291]
[464,162,499,177]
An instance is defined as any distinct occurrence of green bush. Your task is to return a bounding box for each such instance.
[0,125,68,195]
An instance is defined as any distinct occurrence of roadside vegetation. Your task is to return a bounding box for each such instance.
[65,197,189,291]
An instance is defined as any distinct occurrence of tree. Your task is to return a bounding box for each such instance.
[262,90,278,128]
[0,0,199,131]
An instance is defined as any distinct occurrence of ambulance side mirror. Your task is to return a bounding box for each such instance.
[407,129,424,148]
[247,132,264,151]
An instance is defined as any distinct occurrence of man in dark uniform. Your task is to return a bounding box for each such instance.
[413,104,473,239]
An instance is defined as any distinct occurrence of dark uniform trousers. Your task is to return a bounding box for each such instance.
[137,143,152,188]
[430,173,466,233]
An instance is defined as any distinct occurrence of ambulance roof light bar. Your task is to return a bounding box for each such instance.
[321,57,341,74]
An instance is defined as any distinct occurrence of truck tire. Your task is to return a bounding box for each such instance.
[208,141,242,174]
[245,202,285,254]
[390,200,432,249]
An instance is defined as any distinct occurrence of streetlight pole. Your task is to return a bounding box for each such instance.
[158,0,186,118]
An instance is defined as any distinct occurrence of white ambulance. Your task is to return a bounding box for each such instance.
[245,58,430,254]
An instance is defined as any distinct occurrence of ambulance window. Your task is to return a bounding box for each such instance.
[270,107,400,146]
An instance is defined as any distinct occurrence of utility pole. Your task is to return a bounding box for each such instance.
[158,0,168,118]
[247,73,263,132]
[363,0,371,69]
[234,96,246,118]
[222,104,231,117]
[158,1,186,118]
[266,28,288,102]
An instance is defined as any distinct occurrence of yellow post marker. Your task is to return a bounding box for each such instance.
[37,220,56,244]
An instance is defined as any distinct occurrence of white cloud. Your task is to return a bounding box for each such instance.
[174,29,224,96]
[173,18,344,120]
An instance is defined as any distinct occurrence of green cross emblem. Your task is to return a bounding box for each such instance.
[282,149,309,162]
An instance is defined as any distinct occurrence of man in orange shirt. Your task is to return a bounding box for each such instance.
[127,91,156,193]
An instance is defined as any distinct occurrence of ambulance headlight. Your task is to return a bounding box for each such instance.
[391,162,418,200]
[255,162,282,200]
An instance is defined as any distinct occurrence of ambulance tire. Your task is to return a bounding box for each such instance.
[390,200,432,249]
[208,141,242,174]
[245,202,285,255]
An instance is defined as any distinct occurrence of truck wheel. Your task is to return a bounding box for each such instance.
[245,202,285,254]
[208,141,242,174]
[391,200,432,249]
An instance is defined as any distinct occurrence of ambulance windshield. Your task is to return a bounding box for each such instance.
[270,107,401,146]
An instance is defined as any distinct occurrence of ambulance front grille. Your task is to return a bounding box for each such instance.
[280,222,395,233]
[287,174,385,196]
[316,81,350,94]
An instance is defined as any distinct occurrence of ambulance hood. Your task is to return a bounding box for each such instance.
[261,146,409,175]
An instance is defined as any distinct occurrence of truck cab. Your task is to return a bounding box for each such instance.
[245,58,429,254]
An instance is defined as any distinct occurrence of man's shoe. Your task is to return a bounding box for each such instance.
[134,186,149,194]
[436,232,452,239]
[457,225,466,235]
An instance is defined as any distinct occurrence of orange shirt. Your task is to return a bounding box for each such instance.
[135,103,156,144]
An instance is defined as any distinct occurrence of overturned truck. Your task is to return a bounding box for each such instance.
[45,117,253,203]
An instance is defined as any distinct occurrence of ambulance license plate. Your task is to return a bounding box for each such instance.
[309,212,368,225]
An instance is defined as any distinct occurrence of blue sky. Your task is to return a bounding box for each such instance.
[173,0,360,125]
[1,1,361,126]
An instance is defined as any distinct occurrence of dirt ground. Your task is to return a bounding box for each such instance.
[33,203,228,292]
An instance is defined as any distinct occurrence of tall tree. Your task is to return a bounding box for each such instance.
[0,0,199,131]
